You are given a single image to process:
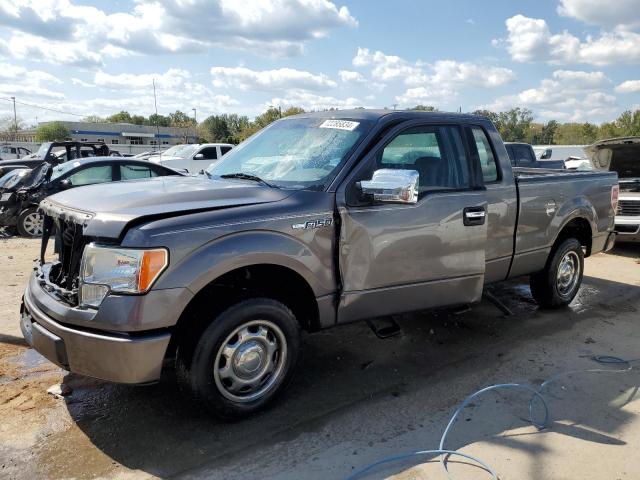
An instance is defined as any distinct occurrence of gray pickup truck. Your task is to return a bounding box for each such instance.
[20,111,618,418]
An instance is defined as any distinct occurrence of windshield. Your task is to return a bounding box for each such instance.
[161,144,199,158]
[51,160,82,180]
[34,142,52,159]
[0,169,30,190]
[205,117,371,190]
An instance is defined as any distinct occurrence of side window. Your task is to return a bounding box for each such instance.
[198,147,218,160]
[515,145,534,166]
[66,165,112,186]
[471,127,498,182]
[375,125,470,193]
[220,146,232,156]
[120,164,158,180]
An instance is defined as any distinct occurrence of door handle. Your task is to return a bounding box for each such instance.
[463,206,486,226]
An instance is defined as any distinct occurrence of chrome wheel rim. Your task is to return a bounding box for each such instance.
[213,320,287,403]
[556,251,580,296]
[22,212,43,237]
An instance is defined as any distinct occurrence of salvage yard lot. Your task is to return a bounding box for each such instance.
[1,237,639,480]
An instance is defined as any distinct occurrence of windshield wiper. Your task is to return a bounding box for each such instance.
[220,173,279,188]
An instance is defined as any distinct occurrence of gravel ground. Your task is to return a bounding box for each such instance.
[0,236,639,480]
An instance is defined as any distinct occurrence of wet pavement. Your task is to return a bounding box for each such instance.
[0,237,639,479]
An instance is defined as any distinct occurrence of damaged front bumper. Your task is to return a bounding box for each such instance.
[20,268,177,384]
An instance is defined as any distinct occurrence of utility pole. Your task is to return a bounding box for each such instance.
[152,79,160,152]
[11,96,17,142]
[192,108,197,143]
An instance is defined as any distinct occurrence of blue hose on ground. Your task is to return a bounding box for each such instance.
[345,355,639,480]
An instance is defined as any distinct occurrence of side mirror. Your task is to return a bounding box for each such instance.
[59,179,71,189]
[194,153,204,160]
[358,169,419,204]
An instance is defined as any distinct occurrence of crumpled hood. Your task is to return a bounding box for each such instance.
[39,175,291,238]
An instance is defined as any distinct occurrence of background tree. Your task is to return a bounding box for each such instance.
[409,105,438,111]
[148,113,171,127]
[35,122,70,142]
[581,122,597,144]
[496,108,534,142]
[540,120,559,144]
[82,115,105,123]
[107,111,133,123]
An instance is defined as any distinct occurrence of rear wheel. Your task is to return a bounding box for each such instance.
[17,207,43,238]
[530,238,584,308]
[179,298,301,420]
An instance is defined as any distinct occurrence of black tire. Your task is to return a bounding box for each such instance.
[530,238,584,308]
[180,298,301,420]
[16,207,43,238]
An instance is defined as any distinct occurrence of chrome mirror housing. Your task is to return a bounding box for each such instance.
[358,168,419,204]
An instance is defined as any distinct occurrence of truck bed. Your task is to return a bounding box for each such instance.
[507,167,618,278]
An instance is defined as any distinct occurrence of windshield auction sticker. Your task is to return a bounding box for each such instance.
[319,119,360,131]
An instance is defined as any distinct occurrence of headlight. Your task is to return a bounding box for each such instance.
[79,244,168,308]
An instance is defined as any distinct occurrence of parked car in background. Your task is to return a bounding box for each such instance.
[0,158,183,237]
[587,136,640,243]
[22,110,617,419]
[0,141,111,178]
[133,150,166,160]
[0,145,31,160]
[505,142,565,169]
[148,143,233,173]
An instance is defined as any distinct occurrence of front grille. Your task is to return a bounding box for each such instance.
[617,200,640,217]
[41,215,89,304]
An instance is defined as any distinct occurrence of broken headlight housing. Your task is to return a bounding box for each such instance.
[79,244,168,308]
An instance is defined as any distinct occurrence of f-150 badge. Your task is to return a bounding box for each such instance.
[292,218,333,230]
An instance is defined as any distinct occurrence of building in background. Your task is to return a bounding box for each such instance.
[14,121,197,148]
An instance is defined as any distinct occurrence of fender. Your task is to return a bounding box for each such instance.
[550,195,597,246]
[153,230,334,298]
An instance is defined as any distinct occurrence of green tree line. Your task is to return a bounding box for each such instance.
[32,106,640,145]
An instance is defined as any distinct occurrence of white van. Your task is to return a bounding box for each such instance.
[148,143,233,173]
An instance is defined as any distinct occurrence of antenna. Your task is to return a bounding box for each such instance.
[153,78,161,155]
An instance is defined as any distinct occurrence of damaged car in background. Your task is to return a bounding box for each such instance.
[0,158,183,237]
[587,137,640,242]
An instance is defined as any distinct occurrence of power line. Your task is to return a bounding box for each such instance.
[0,96,87,118]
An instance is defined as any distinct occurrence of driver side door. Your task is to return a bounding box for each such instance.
[336,122,488,323]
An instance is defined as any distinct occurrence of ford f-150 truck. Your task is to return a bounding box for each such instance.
[20,111,618,419]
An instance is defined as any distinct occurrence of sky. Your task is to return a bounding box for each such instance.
[0,0,639,126]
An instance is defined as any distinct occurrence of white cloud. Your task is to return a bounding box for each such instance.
[0,0,357,64]
[352,47,516,98]
[353,47,425,83]
[94,69,191,90]
[557,0,640,29]
[210,66,337,92]
[430,60,516,88]
[615,80,640,93]
[395,86,454,107]
[7,32,103,67]
[268,91,364,111]
[500,14,640,66]
[478,69,617,122]
[0,62,65,99]
[338,70,365,83]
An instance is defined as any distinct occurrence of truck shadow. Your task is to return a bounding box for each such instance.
[56,275,640,479]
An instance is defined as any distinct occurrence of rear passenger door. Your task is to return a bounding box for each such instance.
[337,122,488,323]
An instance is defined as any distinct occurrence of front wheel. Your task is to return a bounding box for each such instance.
[17,207,43,238]
[530,238,584,308]
[180,298,301,420]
